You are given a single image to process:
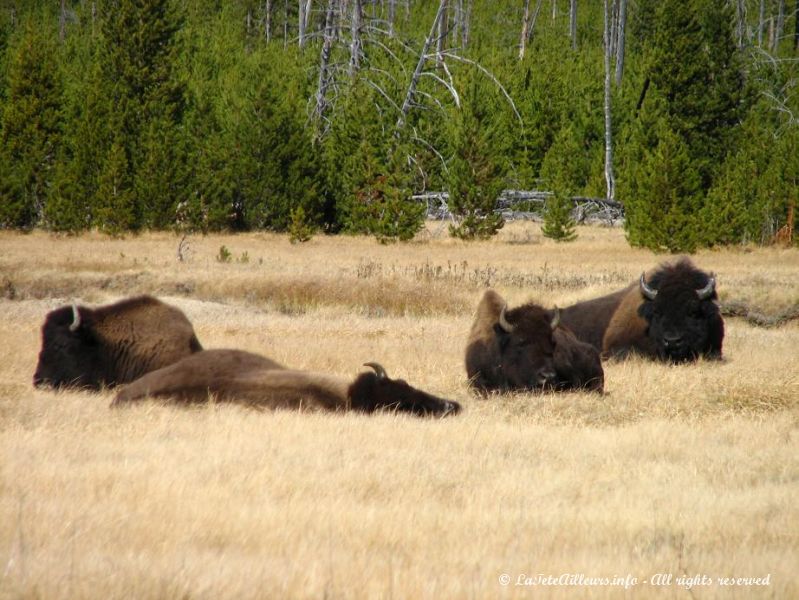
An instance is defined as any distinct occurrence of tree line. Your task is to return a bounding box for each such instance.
[0,0,796,251]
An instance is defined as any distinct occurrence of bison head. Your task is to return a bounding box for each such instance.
[637,260,724,362]
[33,304,102,389]
[492,303,559,390]
[349,363,461,416]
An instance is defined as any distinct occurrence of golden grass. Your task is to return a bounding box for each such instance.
[1,222,798,599]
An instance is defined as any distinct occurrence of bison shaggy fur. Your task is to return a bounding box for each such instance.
[112,349,461,417]
[33,295,202,390]
[465,290,604,394]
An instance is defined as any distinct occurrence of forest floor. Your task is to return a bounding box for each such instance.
[1,222,797,599]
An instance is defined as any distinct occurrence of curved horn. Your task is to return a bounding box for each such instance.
[69,304,81,332]
[696,275,716,300]
[550,306,560,329]
[639,273,658,300]
[363,362,388,381]
[498,304,515,333]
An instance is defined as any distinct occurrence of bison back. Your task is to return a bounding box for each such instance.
[112,349,284,405]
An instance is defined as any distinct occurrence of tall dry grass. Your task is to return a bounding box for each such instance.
[1,222,798,599]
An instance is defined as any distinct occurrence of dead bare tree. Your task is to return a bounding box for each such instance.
[569,0,577,49]
[60,0,67,41]
[313,0,338,139]
[461,0,473,49]
[264,0,273,41]
[396,0,448,132]
[793,0,799,51]
[388,0,396,35]
[773,0,786,51]
[519,0,544,59]
[436,0,449,70]
[614,0,626,85]
[350,0,363,75]
[603,0,615,202]
[520,0,531,59]
[299,0,313,47]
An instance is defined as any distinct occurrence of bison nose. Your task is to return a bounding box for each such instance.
[663,333,684,348]
[536,369,557,387]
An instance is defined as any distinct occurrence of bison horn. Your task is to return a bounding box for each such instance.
[550,307,560,329]
[364,362,388,381]
[639,273,658,300]
[696,276,716,300]
[498,304,515,333]
[69,304,81,332]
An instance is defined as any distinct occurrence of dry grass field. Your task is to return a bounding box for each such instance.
[1,222,798,599]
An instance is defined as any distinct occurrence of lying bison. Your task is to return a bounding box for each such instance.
[33,295,203,389]
[112,349,460,417]
[558,258,724,362]
[465,290,604,394]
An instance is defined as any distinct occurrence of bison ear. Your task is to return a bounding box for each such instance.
[69,304,82,333]
[493,323,511,351]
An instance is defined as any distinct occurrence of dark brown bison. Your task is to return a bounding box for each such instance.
[33,295,203,390]
[112,349,460,417]
[465,290,604,394]
[558,258,724,362]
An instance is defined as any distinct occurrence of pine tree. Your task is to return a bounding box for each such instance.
[540,123,584,242]
[622,119,702,253]
[325,77,424,241]
[618,0,747,251]
[95,0,187,230]
[446,77,506,240]
[0,20,62,229]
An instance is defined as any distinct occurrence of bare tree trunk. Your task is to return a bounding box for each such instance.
[462,0,473,49]
[572,1,580,47]
[313,0,337,139]
[608,0,617,58]
[768,15,775,49]
[519,0,545,60]
[397,0,448,132]
[284,0,290,49]
[603,0,615,202]
[388,0,396,35]
[519,0,532,60]
[299,0,307,47]
[795,0,799,50]
[614,0,626,85]
[350,0,363,76]
[436,0,449,69]
[774,0,786,50]
[265,0,273,42]
[758,0,765,46]
[305,0,313,35]
[60,0,68,41]
[735,0,746,47]
[552,0,557,22]
[452,0,462,46]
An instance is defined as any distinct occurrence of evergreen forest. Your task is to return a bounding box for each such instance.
[0,0,797,251]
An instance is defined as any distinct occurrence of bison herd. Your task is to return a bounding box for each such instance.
[33,258,723,418]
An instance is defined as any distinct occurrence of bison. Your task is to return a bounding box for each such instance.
[111,349,461,417]
[558,258,724,362]
[465,290,604,394]
[33,295,203,390]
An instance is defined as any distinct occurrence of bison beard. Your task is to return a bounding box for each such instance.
[111,349,460,417]
[33,296,202,390]
[465,290,604,394]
